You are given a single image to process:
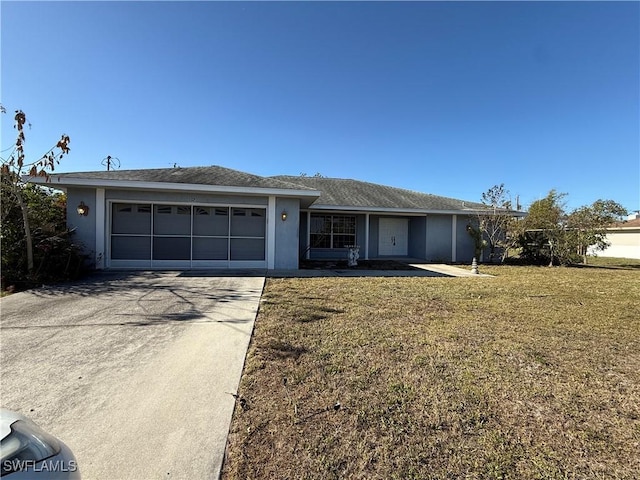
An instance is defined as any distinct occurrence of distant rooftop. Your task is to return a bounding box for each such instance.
[613,216,640,228]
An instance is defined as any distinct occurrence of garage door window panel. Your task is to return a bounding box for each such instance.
[230,238,265,260]
[154,205,191,235]
[192,238,228,260]
[111,204,152,260]
[153,237,191,260]
[112,236,151,260]
[193,207,229,236]
[112,203,151,234]
[231,208,265,237]
[229,208,265,260]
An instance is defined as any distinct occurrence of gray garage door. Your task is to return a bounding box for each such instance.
[109,203,266,268]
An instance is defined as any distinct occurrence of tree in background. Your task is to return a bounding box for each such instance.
[1,107,84,290]
[1,107,70,273]
[476,183,519,262]
[519,191,627,266]
[520,190,569,266]
[1,184,85,289]
[567,199,627,264]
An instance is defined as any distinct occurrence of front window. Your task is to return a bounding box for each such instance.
[310,215,356,248]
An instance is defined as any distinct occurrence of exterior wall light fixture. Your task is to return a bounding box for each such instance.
[281,210,288,221]
[77,201,89,216]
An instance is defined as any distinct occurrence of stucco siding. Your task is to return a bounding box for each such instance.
[368,216,382,258]
[456,215,476,263]
[105,189,268,206]
[408,216,427,259]
[593,230,640,259]
[66,187,98,267]
[65,185,488,269]
[426,215,452,262]
[308,249,346,260]
[274,198,300,269]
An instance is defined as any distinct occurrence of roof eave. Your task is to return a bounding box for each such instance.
[606,226,640,232]
[24,175,321,202]
[306,204,512,215]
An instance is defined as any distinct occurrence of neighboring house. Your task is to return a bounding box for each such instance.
[27,165,513,270]
[590,214,640,259]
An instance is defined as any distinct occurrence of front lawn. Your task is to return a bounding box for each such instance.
[222,264,640,479]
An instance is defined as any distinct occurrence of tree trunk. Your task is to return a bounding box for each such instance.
[16,189,34,273]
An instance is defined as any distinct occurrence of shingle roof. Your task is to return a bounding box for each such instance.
[50,165,315,191]
[272,175,487,211]
[43,166,498,213]
[612,217,640,228]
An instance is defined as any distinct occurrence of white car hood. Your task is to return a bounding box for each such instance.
[0,408,28,441]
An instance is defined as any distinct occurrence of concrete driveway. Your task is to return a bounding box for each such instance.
[0,271,265,480]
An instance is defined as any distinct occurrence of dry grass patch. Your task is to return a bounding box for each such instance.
[223,265,640,479]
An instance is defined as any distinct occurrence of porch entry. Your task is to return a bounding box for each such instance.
[378,217,408,256]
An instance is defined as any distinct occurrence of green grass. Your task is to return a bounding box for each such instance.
[584,256,640,268]
[222,263,640,479]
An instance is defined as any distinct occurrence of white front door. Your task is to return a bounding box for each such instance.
[378,218,409,256]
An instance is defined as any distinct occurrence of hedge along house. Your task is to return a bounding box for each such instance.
[28,165,498,270]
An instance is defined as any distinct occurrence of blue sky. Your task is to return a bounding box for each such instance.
[2,1,638,212]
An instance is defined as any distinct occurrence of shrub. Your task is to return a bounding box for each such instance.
[1,183,88,291]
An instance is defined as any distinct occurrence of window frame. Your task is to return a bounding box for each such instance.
[309,214,356,249]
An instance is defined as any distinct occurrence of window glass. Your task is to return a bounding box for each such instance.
[309,214,356,248]
[154,205,190,235]
[310,233,331,248]
[193,238,228,260]
[230,208,265,237]
[230,238,265,260]
[111,236,151,259]
[112,203,151,234]
[310,215,331,234]
[333,216,356,234]
[333,235,354,248]
[193,206,229,236]
[153,237,190,260]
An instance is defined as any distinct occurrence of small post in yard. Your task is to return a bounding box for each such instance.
[471,257,479,274]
